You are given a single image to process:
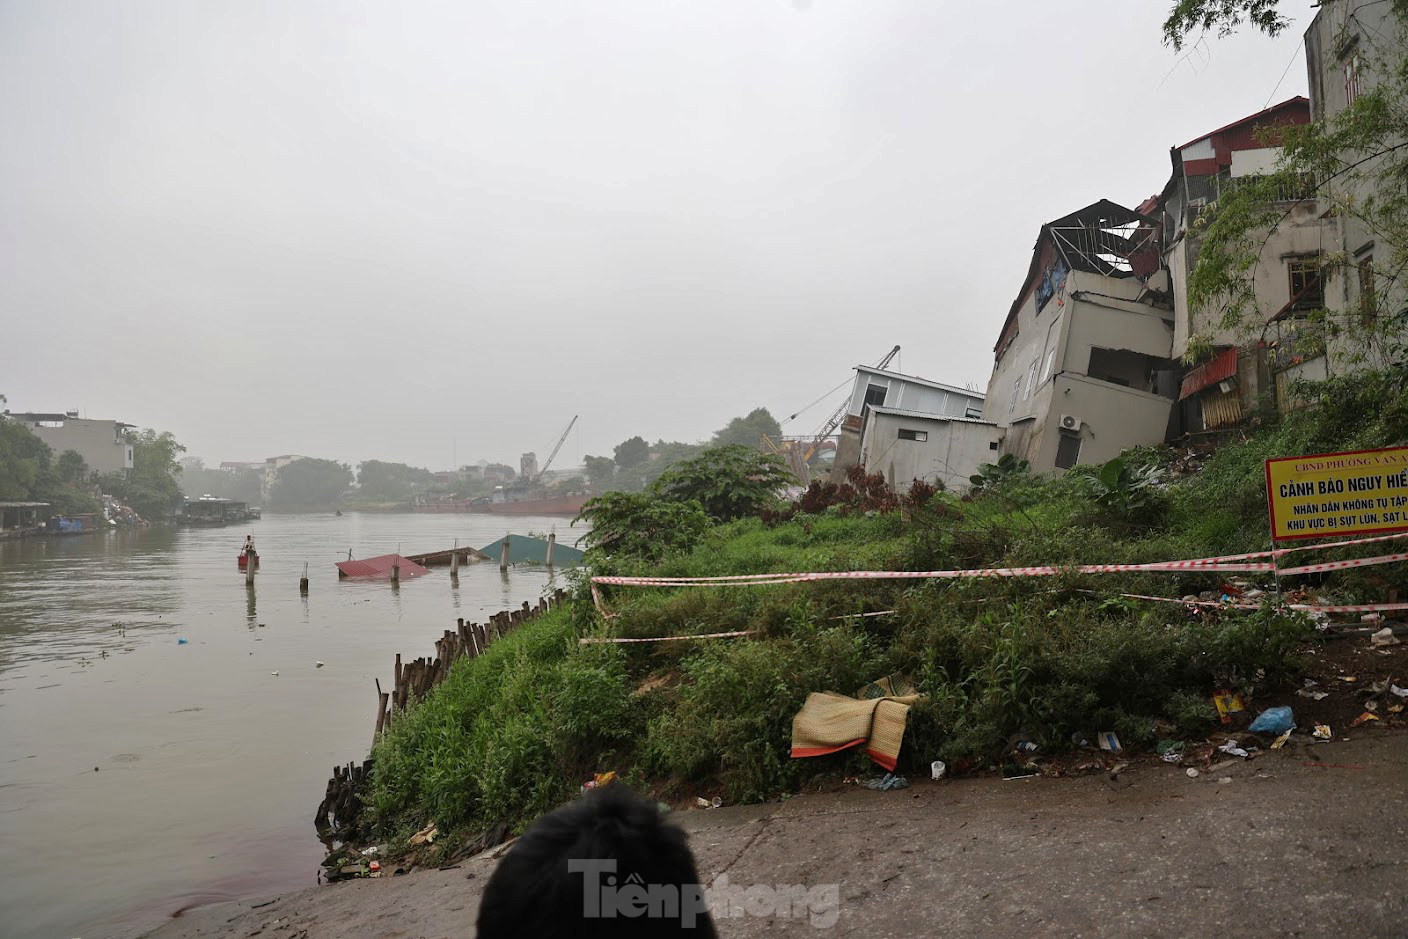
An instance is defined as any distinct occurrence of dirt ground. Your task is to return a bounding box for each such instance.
[135,726,1408,939]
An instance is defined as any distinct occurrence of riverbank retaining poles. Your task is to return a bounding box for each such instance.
[500,536,510,572]
[300,561,309,595]
[546,532,556,568]
[450,538,460,580]
[246,551,256,586]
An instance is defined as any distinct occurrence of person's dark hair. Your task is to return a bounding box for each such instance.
[477,784,717,937]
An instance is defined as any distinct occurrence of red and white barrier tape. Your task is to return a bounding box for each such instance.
[593,530,1408,590]
[578,630,753,645]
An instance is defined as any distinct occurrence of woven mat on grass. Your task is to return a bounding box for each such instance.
[790,675,921,771]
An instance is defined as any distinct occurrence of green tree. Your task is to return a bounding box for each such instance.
[0,415,51,499]
[583,455,616,489]
[268,458,353,510]
[1162,0,1291,49]
[711,407,783,450]
[56,449,88,484]
[102,429,186,520]
[574,491,712,560]
[650,445,792,521]
[613,436,649,470]
[356,460,433,502]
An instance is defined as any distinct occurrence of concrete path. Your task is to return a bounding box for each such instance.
[135,730,1408,938]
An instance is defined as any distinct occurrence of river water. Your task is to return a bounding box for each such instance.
[0,513,584,939]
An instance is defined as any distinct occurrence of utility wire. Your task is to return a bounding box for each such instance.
[1264,37,1305,109]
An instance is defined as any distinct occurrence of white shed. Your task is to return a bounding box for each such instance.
[858,407,1002,493]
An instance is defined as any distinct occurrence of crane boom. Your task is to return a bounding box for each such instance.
[803,345,900,460]
[538,415,579,478]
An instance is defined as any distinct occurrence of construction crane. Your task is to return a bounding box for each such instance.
[801,344,900,461]
[535,415,579,481]
[765,345,901,486]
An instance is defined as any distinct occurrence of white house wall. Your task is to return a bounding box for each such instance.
[860,413,1002,492]
[1031,374,1175,471]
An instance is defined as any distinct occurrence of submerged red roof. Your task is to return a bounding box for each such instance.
[335,554,430,579]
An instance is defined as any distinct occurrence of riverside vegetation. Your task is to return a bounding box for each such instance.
[367,369,1408,853]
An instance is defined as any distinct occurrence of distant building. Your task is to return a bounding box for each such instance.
[520,452,539,479]
[219,461,265,473]
[830,367,986,480]
[985,200,1179,473]
[6,411,134,474]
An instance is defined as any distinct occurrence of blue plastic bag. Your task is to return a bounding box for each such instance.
[1248,706,1294,735]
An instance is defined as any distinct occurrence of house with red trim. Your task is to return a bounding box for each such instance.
[1153,97,1332,431]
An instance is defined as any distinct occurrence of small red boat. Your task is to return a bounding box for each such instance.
[238,552,261,571]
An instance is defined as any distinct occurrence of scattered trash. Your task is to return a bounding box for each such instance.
[1212,691,1246,725]
[694,795,723,808]
[1370,627,1401,647]
[1096,731,1122,752]
[1338,676,1357,683]
[1070,731,1091,747]
[1016,740,1039,753]
[316,660,325,668]
[863,773,909,791]
[1155,739,1183,756]
[1390,704,1405,714]
[1217,741,1250,759]
[368,860,381,873]
[409,822,438,846]
[580,771,617,794]
[270,671,279,677]
[1161,751,1183,763]
[1349,712,1380,728]
[1296,689,1329,700]
[1391,685,1408,699]
[711,796,722,808]
[360,846,382,856]
[1218,776,1234,785]
[1313,724,1332,740]
[1365,700,1379,712]
[1362,613,1384,624]
[1270,729,1292,750]
[1185,767,1200,778]
[931,760,947,780]
[177,637,189,645]
[1248,706,1294,735]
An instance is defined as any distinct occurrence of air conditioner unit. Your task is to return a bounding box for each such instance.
[1059,414,1083,431]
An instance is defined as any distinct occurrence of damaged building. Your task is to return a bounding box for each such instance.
[829,365,990,490]
[985,200,1179,473]
[1155,97,1332,429]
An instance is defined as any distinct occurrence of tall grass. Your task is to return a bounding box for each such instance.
[369,368,1408,840]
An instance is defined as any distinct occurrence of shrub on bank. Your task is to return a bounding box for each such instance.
[367,368,1408,842]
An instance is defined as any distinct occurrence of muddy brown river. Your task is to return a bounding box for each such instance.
[0,513,582,939]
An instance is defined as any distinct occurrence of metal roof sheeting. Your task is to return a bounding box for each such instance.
[335,554,430,580]
[1179,347,1239,400]
[867,406,997,426]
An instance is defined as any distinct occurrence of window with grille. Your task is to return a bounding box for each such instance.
[1288,259,1323,309]
[1345,52,1361,105]
[897,429,927,442]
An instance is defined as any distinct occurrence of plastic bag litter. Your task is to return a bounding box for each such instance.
[1217,740,1250,759]
[863,773,908,791]
[931,760,947,780]
[1248,706,1294,735]
[1370,627,1400,647]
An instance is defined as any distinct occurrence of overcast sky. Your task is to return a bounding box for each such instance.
[0,0,1316,470]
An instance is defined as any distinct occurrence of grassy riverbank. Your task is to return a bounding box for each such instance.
[367,369,1408,848]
